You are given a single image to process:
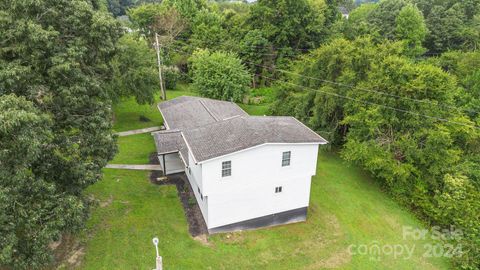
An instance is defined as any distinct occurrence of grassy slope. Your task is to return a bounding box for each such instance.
[80,87,451,269]
[112,84,198,132]
[110,133,156,164]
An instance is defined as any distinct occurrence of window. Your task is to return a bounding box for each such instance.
[198,187,203,200]
[222,161,231,177]
[282,151,291,167]
[188,167,191,175]
[275,186,283,193]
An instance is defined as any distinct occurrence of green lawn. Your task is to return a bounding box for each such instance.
[80,87,452,269]
[239,103,270,116]
[110,133,156,164]
[82,152,451,269]
[112,85,198,132]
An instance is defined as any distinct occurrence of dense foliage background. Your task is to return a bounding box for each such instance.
[1,0,479,269]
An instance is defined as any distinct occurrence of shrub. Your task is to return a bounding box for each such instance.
[189,49,250,102]
[163,66,180,90]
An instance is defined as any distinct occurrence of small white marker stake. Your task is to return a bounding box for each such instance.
[152,237,162,270]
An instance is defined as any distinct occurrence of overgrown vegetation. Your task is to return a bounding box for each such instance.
[0,0,120,268]
[2,0,479,268]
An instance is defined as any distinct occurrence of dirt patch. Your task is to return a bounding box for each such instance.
[100,196,113,208]
[193,234,212,246]
[306,248,352,269]
[326,214,342,237]
[222,232,246,244]
[50,234,86,269]
[66,247,85,268]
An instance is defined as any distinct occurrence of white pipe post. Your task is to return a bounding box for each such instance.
[152,237,162,270]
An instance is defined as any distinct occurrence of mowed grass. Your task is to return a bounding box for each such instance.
[110,133,156,164]
[112,85,198,132]
[82,149,451,269]
[239,103,270,116]
[80,87,451,269]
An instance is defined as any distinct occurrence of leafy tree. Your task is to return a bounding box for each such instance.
[110,33,158,104]
[107,0,135,16]
[342,3,378,40]
[368,0,407,40]
[0,95,86,269]
[395,4,427,57]
[128,3,164,36]
[162,0,207,22]
[424,4,465,53]
[189,49,250,102]
[153,7,187,46]
[190,9,228,51]
[270,38,480,268]
[430,174,480,269]
[0,0,119,267]
[248,0,327,55]
[271,38,404,144]
[239,29,272,87]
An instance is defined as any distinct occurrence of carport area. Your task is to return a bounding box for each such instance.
[152,130,187,175]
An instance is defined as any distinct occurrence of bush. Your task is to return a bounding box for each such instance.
[189,49,250,102]
[163,66,180,90]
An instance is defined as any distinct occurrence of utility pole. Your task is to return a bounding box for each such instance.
[155,33,166,100]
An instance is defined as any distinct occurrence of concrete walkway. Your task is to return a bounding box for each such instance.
[115,126,163,137]
[105,164,163,171]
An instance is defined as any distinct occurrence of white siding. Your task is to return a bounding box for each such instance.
[159,153,184,175]
[201,144,319,229]
[186,151,208,223]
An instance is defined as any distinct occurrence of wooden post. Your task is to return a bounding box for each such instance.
[162,154,166,176]
[155,33,166,100]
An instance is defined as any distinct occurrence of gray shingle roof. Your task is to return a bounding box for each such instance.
[152,130,184,154]
[159,96,247,130]
[155,96,328,164]
[183,116,327,162]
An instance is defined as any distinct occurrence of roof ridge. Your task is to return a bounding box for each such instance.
[199,99,220,121]
[184,114,244,134]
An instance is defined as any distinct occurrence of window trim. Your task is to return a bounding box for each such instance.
[221,161,232,177]
[282,151,291,167]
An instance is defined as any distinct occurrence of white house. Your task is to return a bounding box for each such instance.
[152,96,327,233]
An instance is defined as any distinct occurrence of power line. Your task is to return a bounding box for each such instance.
[241,60,478,115]
[256,73,480,130]
[165,46,480,129]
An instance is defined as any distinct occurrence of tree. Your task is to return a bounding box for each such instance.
[248,0,327,55]
[239,29,272,87]
[110,33,158,104]
[395,4,427,57]
[190,9,228,51]
[153,7,187,46]
[423,3,466,53]
[162,0,207,22]
[189,49,250,102]
[342,3,378,40]
[0,95,87,269]
[0,0,119,267]
[128,3,165,36]
[271,38,404,144]
[368,0,407,40]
